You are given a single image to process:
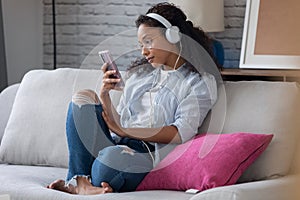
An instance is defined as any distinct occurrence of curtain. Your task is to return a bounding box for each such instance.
[0,0,8,92]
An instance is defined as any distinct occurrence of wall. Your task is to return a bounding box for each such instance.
[43,0,246,70]
[2,0,43,85]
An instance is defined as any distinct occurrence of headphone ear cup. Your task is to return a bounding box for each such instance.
[166,26,181,44]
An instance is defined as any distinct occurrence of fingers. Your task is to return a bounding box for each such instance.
[101,182,110,187]
[101,63,108,73]
[114,85,124,91]
[103,69,117,79]
[101,68,121,90]
[103,76,121,85]
[101,63,117,80]
[101,182,113,193]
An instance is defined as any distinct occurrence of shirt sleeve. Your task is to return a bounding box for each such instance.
[171,73,217,143]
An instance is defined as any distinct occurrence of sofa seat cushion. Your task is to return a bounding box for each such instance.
[0,164,193,200]
[189,175,300,200]
[1,164,298,200]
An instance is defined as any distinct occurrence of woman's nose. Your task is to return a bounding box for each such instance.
[141,46,149,56]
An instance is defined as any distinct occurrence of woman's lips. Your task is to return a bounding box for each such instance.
[147,56,154,63]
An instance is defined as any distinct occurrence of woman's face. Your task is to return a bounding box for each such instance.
[137,24,179,69]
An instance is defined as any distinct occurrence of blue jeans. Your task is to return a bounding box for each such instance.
[65,102,154,192]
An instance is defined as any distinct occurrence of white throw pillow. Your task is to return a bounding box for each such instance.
[0,68,108,167]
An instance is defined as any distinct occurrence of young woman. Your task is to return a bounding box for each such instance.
[48,2,218,195]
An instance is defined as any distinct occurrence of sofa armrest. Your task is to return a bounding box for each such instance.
[190,175,300,200]
[0,83,20,142]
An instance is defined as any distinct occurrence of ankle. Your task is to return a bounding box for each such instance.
[76,176,91,186]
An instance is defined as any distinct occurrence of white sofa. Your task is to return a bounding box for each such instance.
[0,68,300,200]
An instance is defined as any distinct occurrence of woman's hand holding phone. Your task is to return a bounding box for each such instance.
[99,50,124,119]
[99,50,124,91]
[100,63,123,100]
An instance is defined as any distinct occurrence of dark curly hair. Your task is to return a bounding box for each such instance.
[128,2,218,73]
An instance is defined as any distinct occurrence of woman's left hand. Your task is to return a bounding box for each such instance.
[102,107,127,138]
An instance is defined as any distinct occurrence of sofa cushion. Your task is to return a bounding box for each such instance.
[0,83,20,143]
[136,132,273,192]
[0,164,193,200]
[0,68,123,167]
[220,81,300,182]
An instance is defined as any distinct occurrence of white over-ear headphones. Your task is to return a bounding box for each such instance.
[146,13,181,44]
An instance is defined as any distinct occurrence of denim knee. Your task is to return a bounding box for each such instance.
[65,101,115,182]
[91,146,153,192]
[72,89,100,106]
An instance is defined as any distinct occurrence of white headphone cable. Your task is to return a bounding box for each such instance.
[145,41,182,166]
[173,41,182,70]
[142,140,155,166]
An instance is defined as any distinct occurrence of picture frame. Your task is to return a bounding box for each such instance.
[240,0,300,69]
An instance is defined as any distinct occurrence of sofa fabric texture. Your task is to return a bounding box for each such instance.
[0,68,300,200]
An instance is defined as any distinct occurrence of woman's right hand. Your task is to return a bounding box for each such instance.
[100,63,122,97]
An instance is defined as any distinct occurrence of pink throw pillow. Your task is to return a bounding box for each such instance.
[136,133,273,192]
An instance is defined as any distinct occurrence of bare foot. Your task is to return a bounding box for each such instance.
[76,177,113,195]
[47,178,113,195]
[47,179,77,194]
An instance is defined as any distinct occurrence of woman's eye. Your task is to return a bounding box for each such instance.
[138,38,153,49]
[144,39,152,46]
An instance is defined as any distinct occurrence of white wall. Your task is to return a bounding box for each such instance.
[2,0,43,85]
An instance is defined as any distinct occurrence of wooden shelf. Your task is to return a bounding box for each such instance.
[220,68,300,82]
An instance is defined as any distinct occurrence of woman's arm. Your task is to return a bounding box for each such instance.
[125,126,181,144]
[101,110,181,144]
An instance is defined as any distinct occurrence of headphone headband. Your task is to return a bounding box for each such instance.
[146,13,172,29]
[146,13,181,44]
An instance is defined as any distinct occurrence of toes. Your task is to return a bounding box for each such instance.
[48,179,65,189]
[47,179,77,194]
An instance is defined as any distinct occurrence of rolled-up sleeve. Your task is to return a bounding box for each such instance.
[171,73,217,143]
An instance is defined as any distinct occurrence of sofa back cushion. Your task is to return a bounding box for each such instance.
[209,81,300,182]
[0,68,122,167]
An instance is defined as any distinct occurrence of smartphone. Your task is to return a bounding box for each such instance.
[98,50,124,89]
